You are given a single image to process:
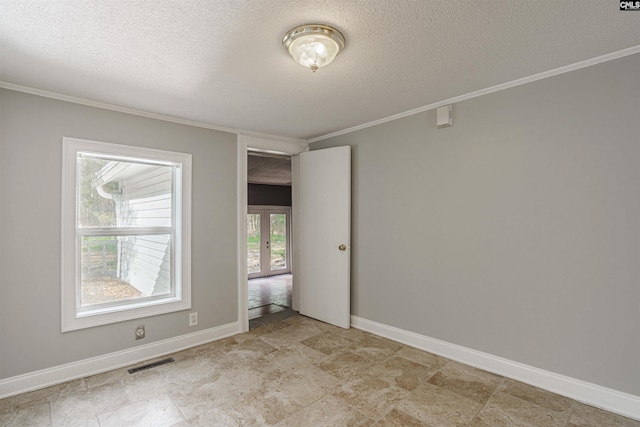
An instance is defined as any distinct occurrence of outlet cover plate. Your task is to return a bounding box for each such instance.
[189,312,198,327]
[135,325,145,340]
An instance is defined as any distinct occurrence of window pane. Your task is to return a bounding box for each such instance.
[270,214,286,271]
[77,157,117,227]
[247,214,261,274]
[77,155,174,228]
[80,234,171,308]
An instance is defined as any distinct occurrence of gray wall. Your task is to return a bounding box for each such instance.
[0,89,238,379]
[312,53,640,395]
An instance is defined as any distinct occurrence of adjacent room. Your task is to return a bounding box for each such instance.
[0,1,639,426]
[246,152,294,325]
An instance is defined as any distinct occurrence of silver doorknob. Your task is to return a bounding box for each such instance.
[338,244,347,251]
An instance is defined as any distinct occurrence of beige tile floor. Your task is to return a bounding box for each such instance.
[1,314,638,426]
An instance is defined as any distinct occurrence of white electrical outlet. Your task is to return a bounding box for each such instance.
[189,312,198,326]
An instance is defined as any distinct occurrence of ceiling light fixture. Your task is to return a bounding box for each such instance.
[282,24,345,73]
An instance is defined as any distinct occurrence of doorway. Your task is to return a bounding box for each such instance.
[246,151,293,324]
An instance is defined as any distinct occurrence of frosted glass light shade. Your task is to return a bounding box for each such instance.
[283,24,345,72]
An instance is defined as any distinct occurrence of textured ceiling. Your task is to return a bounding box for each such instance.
[248,153,291,185]
[1,1,639,141]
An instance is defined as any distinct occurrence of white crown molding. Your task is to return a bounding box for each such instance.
[240,135,308,155]
[3,46,638,146]
[351,315,640,421]
[0,81,305,146]
[0,322,240,399]
[309,45,640,143]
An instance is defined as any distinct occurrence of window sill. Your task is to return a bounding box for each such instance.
[61,295,191,332]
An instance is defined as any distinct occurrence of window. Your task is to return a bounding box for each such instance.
[62,138,191,331]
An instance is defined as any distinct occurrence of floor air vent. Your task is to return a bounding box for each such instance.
[128,357,175,374]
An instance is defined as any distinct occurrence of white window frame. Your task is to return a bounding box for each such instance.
[61,137,192,332]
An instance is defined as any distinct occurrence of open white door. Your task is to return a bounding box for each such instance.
[298,146,351,329]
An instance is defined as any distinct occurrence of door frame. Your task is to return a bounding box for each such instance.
[247,206,292,279]
[237,135,308,332]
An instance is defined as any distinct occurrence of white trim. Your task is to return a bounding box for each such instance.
[61,137,192,331]
[243,135,308,155]
[2,47,638,147]
[237,136,308,332]
[0,81,305,145]
[0,322,240,399]
[237,137,249,333]
[351,315,640,421]
[290,155,300,312]
[309,45,640,143]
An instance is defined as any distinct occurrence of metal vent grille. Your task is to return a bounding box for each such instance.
[127,357,175,374]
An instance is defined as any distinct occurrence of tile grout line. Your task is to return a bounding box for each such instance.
[165,391,189,425]
[468,374,505,424]
[564,400,578,427]
[370,349,413,424]
[47,400,53,427]
[363,345,451,425]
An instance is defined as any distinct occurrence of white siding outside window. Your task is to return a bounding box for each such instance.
[61,137,192,331]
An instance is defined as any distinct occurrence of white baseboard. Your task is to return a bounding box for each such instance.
[0,322,241,399]
[351,315,640,421]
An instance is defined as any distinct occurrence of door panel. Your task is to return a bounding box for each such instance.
[247,208,291,278]
[269,213,288,272]
[298,146,351,329]
[247,213,261,275]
